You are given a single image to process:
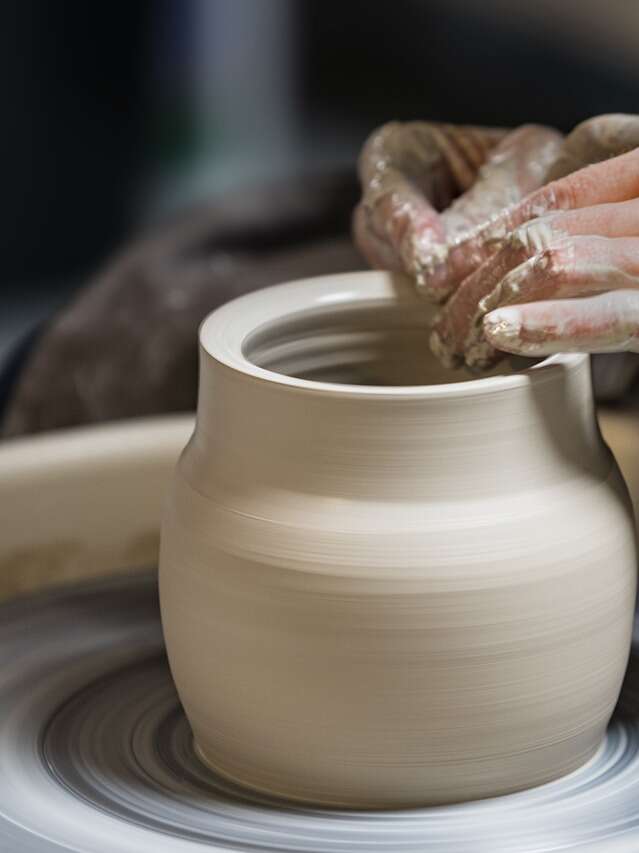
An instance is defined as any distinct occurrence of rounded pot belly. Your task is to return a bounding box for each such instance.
[160,271,638,807]
[160,465,636,807]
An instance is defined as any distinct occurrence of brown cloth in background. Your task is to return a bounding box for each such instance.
[2,172,362,437]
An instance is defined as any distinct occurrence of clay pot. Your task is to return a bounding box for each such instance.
[159,271,637,808]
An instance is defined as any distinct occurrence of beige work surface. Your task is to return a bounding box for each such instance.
[0,415,195,601]
[0,408,635,603]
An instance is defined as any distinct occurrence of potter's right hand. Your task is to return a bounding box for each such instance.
[354,115,639,369]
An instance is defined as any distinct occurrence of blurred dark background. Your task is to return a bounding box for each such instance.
[2,0,639,430]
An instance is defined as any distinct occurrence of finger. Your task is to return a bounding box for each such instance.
[355,121,506,275]
[430,245,532,369]
[468,235,639,367]
[547,114,639,181]
[486,236,639,309]
[526,144,639,213]
[533,197,639,240]
[433,229,639,370]
[430,218,568,368]
[429,145,639,296]
[442,125,563,232]
[440,196,639,351]
[352,203,403,270]
[421,125,563,300]
[483,291,639,356]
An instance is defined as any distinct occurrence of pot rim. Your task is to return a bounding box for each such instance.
[199,270,587,398]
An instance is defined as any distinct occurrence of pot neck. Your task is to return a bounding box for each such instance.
[184,352,608,501]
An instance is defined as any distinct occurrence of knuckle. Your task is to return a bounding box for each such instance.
[525,174,581,215]
[534,246,568,280]
[507,227,539,260]
[548,168,595,211]
[358,121,403,181]
[551,177,579,210]
[508,217,559,257]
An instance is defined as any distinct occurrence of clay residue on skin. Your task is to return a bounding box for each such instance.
[484,291,639,355]
[483,309,525,352]
[511,217,565,254]
[357,122,494,293]
[429,326,461,370]
[355,122,563,302]
[431,218,573,370]
[417,127,564,300]
[441,135,563,241]
[479,234,639,356]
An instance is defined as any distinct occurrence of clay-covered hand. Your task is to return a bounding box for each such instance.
[354,120,563,298]
[355,114,639,369]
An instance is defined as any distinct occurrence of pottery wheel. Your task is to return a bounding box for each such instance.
[3,573,639,852]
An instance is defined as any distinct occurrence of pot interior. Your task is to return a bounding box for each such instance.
[242,300,529,387]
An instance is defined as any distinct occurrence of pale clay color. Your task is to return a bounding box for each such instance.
[0,416,194,601]
[159,270,637,808]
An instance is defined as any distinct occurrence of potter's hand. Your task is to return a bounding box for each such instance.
[355,114,639,369]
[431,114,639,368]
[354,121,563,299]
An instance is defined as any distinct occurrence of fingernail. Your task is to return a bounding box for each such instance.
[483,307,523,347]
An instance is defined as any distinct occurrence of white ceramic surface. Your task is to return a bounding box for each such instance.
[0,408,633,602]
[0,416,194,600]
[159,270,637,808]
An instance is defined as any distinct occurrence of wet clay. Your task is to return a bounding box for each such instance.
[159,271,637,808]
